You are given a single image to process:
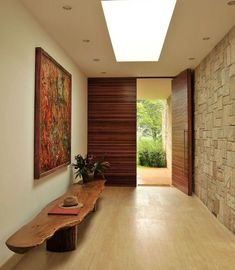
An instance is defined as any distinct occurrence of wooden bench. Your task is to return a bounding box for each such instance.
[6,180,105,253]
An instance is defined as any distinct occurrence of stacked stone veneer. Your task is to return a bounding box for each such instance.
[194,26,235,233]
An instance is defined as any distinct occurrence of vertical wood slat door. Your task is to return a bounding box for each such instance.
[172,69,193,195]
[88,78,137,186]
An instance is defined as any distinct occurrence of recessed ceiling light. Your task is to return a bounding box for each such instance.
[62,5,72,11]
[188,57,195,60]
[93,58,100,62]
[202,37,210,41]
[83,39,90,43]
[101,0,177,62]
[227,1,235,6]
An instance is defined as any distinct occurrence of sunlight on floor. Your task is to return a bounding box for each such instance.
[137,167,171,186]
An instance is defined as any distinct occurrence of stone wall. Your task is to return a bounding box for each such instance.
[194,26,235,233]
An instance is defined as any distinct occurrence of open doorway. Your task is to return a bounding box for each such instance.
[137,79,172,186]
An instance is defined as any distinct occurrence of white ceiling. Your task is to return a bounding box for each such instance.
[21,0,235,77]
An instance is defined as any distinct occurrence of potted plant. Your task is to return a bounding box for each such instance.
[72,154,110,183]
[94,157,110,179]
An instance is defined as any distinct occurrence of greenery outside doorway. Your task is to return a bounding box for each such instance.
[137,100,171,186]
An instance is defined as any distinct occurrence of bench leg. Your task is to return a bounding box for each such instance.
[92,203,97,212]
[46,226,77,252]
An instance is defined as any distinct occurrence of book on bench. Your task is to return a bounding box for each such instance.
[48,205,80,215]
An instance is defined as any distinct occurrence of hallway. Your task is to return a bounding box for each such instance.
[9,186,235,270]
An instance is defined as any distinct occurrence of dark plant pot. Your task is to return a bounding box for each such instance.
[82,172,94,183]
[94,173,105,180]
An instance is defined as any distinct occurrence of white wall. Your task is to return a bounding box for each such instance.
[0,0,87,266]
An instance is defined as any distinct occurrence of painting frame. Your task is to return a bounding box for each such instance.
[34,47,72,179]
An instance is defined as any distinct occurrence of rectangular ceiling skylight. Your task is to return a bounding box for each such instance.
[101,0,177,62]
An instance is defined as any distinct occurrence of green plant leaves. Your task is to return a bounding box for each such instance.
[72,154,110,180]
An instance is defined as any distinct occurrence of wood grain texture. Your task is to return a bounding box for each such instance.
[6,180,105,254]
[172,69,193,195]
[88,78,137,186]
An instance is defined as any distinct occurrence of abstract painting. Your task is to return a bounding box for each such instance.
[34,47,71,179]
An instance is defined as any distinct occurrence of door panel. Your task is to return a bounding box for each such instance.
[172,69,193,195]
[88,78,137,186]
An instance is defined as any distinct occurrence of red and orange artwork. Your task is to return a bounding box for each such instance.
[34,48,71,179]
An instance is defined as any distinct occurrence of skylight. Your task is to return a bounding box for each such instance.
[101,0,177,62]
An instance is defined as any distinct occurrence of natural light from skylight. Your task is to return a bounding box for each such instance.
[101,0,177,62]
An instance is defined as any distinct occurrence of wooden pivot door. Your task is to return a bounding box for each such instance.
[172,69,193,195]
[88,78,137,186]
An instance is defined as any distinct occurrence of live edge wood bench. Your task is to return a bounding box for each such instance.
[6,180,105,253]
